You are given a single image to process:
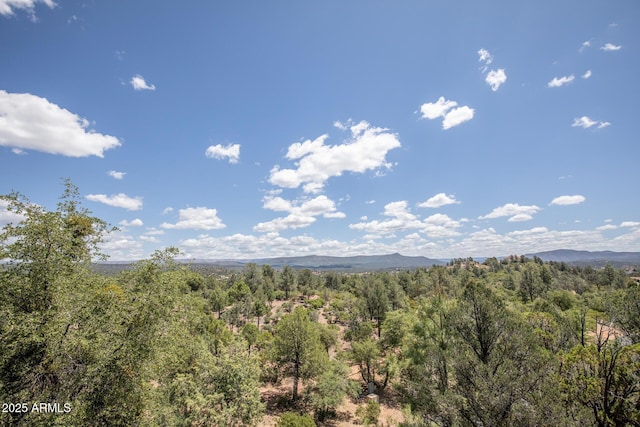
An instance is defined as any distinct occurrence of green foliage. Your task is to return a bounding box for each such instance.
[308,360,359,421]
[559,342,640,426]
[308,297,325,310]
[356,399,380,426]
[272,306,328,401]
[276,411,316,427]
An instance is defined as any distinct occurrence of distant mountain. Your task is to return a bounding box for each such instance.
[94,253,445,273]
[526,250,640,267]
[249,253,445,271]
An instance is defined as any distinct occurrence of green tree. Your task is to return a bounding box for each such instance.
[272,306,327,401]
[360,276,389,338]
[242,322,259,354]
[279,265,297,299]
[559,342,640,426]
[308,360,359,421]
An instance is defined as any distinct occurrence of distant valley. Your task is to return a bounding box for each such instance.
[94,250,640,274]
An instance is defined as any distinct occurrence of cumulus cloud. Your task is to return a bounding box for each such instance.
[161,207,225,230]
[86,193,143,211]
[0,90,121,157]
[107,170,126,180]
[548,75,575,88]
[268,120,400,193]
[600,43,621,51]
[417,193,460,208]
[130,75,156,91]
[419,97,474,130]
[419,97,458,120]
[485,69,507,91]
[572,116,610,129]
[550,195,585,206]
[0,0,54,19]
[119,218,144,227]
[597,224,618,231]
[479,203,541,222]
[254,195,344,232]
[205,143,240,164]
[582,70,592,79]
[621,221,640,228]
[349,200,461,238]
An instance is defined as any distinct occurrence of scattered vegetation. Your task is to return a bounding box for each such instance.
[1,183,639,426]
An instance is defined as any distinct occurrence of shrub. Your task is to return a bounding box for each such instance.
[276,411,316,427]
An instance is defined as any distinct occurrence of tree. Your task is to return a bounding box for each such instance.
[0,181,116,425]
[519,262,548,303]
[242,323,259,354]
[272,306,327,401]
[209,285,228,319]
[279,265,297,299]
[360,276,389,338]
[308,360,359,421]
[559,342,640,426]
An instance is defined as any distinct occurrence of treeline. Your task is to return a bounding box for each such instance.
[1,184,639,426]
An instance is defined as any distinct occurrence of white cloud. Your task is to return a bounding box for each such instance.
[268,120,400,193]
[0,90,121,157]
[548,75,575,88]
[0,0,54,19]
[130,75,156,91]
[571,116,596,128]
[478,48,493,65]
[479,203,541,222]
[572,116,609,129]
[107,170,126,180]
[600,43,622,51]
[597,224,618,231]
[579,40,591,52]
[550,195,586,206]
[582,70,592,79]
[508,214,534,222]
[144,228,165,236]
[621,221,640,228]
[485,69,507,91]
[119,218,144,227]
[162,207,174,215]
[205,143,240,164]
[254,195,344,232]
[419,97,458,120]
[442,106,475,130]
[161,207,225,230]
[419,97,474,130]
[99,230,145,260]
[349,200,461,238]
[417,193,460,208]
[86,193,143,211]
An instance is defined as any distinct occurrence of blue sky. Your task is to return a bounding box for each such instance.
[1,0,639,261]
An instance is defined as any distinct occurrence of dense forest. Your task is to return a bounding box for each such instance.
[1,184,639,426]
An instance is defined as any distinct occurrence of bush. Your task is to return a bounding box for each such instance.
[309,297,325,310]
[356,399,380,426]
[276,411,316,427]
